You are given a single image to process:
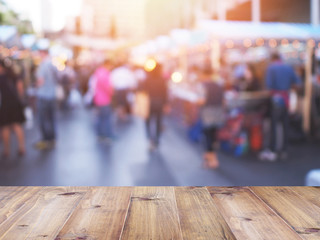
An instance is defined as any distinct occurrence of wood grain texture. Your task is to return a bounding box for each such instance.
[0,187,319,240]
[251,187,320,240]
[0,187,41,226]
[207,186,302,240]
[121,187,183,240]
[56,187,132,240]
[290,187,320,209]
[0,187,85,240]
[175,187,236,240]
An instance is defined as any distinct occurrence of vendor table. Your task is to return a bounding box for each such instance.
[0,186,319,239]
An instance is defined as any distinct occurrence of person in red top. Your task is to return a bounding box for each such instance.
[93,59,114,142]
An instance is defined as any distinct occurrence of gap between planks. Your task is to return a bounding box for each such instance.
[52,187,89,240]
[118,188,134,240]
[173,187,184,240]
[248,187,304,240]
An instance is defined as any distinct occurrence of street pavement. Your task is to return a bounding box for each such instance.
[0,106,319,186]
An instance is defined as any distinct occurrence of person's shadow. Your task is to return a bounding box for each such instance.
[0,155,23,169]
[133,150,178,186]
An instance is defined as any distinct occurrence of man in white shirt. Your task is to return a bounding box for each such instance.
[110,64,137,121]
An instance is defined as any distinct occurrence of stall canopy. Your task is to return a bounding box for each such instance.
[0,25,21,48]
[198,20,320,40]
[0,26,17,42]
[21,34,37,49]
[63,34,128,51]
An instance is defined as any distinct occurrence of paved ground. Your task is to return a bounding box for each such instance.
[0,106,319,186]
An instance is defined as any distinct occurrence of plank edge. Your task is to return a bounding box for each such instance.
[118,188,133,240]
[248,187,304,240]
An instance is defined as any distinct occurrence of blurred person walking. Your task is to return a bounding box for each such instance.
[260,52,302,161]
[110,63,137,122]
[198,67,225,169]
[0,59,26,157]
[93,59,114,142]
[61,60,77,110]
[34,49,60,150]
[142,63,169,150]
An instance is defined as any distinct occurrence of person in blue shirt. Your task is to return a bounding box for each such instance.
[260,52,302,161]
[266,53,301,92]
[34,49,61,150]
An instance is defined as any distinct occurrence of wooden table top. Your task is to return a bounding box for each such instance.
[0,186,319,239]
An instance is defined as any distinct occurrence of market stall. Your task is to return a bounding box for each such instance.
[157,21,320,155]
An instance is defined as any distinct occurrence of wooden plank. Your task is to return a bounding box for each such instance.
[207,187,302,240]
[0,187,36,204]
[290,187,320,209]
[175,187,236,240]
[0,187,26,201]
[121,187,183,240]
[0,187,42,226]
[56,187,132,240]
[251,187,320,240]
[0,187,86,240]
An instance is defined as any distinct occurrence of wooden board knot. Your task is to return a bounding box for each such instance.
[58,192,80,196]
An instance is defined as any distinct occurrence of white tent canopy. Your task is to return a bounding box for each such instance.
[198,20,320,40]
[63,34,127,50]
[21,34,37,49]
[0,26,17,43]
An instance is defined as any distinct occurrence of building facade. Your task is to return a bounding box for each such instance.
[80,0,223,40]
[81,0,146,39]
[79,0,262,40]
[41,0,53,33]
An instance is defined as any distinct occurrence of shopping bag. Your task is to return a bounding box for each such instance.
[56,84,65,101]
[68,89,82,107]
[200,106,225,128]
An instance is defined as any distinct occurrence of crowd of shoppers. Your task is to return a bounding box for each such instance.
[0,49,305,171]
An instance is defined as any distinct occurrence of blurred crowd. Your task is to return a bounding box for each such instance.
[0,48,170,158]
[0,45,315,170]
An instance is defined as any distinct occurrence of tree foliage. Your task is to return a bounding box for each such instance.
[0,0,34,33]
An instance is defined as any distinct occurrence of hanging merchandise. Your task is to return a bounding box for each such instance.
[250,124,263,152]
[234,131,248,157]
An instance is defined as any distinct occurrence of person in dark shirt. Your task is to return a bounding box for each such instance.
[243,65,261,92]
[143,62,169,150]
[198,67,224,169]
[0,59,26,158]
[260,52,302,161]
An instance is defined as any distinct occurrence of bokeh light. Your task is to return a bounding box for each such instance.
[269,39,277,48]
[255,38,264,46]
[292,40,301,49]
[281,39,289,47]
[307,39,316,48]
[243,38,252,48]
[171,71,183,83]
[144,58,157,72]
[225,40,234,49]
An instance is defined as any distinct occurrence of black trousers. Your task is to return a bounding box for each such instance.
[203,127,217,152]
[270,103,289,152]
[37,99,56,141]
[146,104,163,146]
